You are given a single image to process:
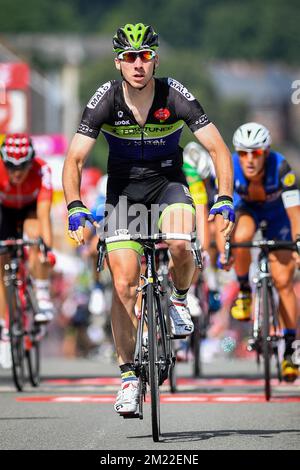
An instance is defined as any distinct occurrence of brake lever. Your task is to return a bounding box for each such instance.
[224,237,231,265]
[96,239,106,272]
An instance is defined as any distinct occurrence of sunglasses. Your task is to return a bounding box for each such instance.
[5,161,31,172]
[117,50,156,63]
[237,149,265,158]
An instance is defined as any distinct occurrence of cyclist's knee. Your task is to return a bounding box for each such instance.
[168,240,191,260]
[233,216,255,243]
[233,230,253,244]
[23,218,40,239]
[113,278,139,303]
[272,273,293,292]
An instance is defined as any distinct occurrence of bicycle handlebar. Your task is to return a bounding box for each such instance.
[0,237,49,255]
[224,237,300,265]
[96,232,203,272]
[101,232,197,244]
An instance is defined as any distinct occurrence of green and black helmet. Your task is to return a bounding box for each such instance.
[113,23,159,54]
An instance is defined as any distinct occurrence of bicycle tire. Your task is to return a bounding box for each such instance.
[169,354,177,393]
[191,316,201,378]
[261,277,271,401]
[6,282,25,392]
[192,277,209,378]
[134,298,147,420]
[147,284,161,442]
[164,294,177,393]
[269,290,282,383]
[25,285,41,387]
[26,340,40,387]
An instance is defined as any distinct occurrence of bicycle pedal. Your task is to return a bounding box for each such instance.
[122,413,140,419]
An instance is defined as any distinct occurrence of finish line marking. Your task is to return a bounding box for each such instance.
[43,377,300,387]
[16,394,300,404]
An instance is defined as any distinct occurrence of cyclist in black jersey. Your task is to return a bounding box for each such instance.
[63,23,235,416]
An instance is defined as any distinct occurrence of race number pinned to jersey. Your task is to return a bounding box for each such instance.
[282,172,296,187]
[168,78,195,101]
[87,81,112,109]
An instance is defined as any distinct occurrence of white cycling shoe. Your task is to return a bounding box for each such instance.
[35,299,54,324]
[114,382,139,415]
[169,300,194,337]
[186,292,203,317]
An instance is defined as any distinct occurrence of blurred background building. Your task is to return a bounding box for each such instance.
[0,0,299,358]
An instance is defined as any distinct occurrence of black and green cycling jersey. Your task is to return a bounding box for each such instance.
[77,77,210,179]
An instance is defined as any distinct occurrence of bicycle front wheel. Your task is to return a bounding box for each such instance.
[25,285,41,387]
[26,338,40,387]
[191,316,201,378]
[261,277,272,401]
[147,284,161,442]
[6,283,25,391]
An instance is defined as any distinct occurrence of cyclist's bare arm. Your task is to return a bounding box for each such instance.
[286,205,300,266]
[286,205,300,239]
[194,123,233,199]
[194,123,234,236]
[62,133,96,205]
[37,200,53,248]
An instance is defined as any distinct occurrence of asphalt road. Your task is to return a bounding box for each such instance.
[0,356,299,451]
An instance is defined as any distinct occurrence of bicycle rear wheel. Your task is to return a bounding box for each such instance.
[6,283,25,391]
[261,277,272,401]
[147,284,161,442]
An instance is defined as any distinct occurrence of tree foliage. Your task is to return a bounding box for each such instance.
[0,0,299,64]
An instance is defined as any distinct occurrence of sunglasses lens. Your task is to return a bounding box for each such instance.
[122,52,137,63]
[5,162,30,171]
[119,50,155,63]
[253,149,265,157]
[238,149,265,158]
[140,51,154,61]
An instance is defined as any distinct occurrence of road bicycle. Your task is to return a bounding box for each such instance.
[224,224,300,401]
[0,238,48,391]
[97,231,202,441]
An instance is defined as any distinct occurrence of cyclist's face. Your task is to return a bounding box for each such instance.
[115,52,159,89]
[238,149,268,178]
[7,164,31,184]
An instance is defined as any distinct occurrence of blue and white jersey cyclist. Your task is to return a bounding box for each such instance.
[63,23,235,416]
[227,122,300,382]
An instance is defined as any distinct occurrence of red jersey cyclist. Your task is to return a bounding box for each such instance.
[0,133,55,338]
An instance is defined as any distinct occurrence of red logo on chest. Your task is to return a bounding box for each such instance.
[154,108,170,122]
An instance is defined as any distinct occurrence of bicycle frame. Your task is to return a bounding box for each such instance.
[96,231,202,441]
[251,248,281,349]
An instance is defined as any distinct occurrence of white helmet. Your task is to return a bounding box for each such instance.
[233,122,271,151]
[183,142,214,179]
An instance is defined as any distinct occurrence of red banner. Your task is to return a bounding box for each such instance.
[0,63,30,90]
